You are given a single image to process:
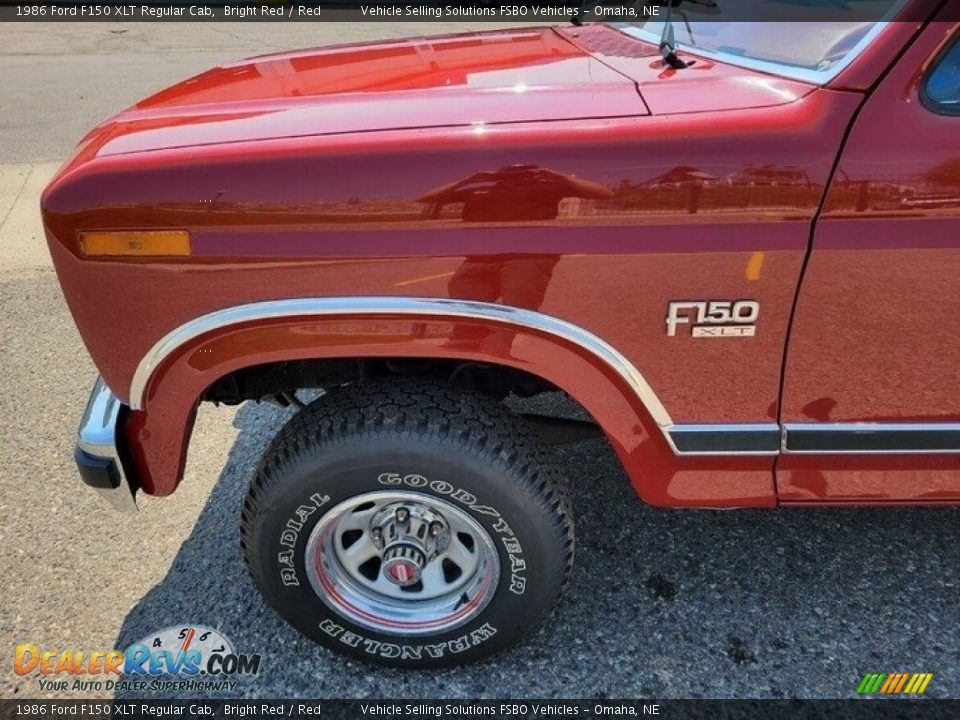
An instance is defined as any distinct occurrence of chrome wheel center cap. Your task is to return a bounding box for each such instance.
[371,501,449,587]
[382,549,424,587]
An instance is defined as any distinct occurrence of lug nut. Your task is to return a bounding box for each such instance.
[371,527,382,544]
[395,507,409,523]
[429,521,444,537]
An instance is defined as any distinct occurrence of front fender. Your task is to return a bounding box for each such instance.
[122,298,775,507]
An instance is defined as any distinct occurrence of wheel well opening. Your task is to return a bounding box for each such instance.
[204,356,562,405]
[202,357,601,445]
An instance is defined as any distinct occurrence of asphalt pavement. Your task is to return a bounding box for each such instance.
[1,21,958,701]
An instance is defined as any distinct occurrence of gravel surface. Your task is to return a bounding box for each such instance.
[2,22,959,703]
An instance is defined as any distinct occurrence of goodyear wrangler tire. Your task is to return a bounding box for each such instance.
[241,379,575,668]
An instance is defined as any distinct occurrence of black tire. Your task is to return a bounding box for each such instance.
[241,379,574,668]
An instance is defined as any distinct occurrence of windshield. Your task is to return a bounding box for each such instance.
[616,0,909,84]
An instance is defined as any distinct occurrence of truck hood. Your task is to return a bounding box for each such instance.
[91,27,648,157]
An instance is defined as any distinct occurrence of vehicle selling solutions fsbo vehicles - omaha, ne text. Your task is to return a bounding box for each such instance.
[42,0,960,666]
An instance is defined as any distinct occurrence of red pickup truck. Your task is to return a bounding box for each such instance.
[42,5,959,667]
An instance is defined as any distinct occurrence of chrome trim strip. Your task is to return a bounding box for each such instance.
[77,377,138,512]
[129,296,675,430]
[669,423,780,456]
[783,423,960,455]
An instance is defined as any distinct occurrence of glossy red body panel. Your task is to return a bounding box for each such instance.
[44,88,857,424]
[41,11,958,507]
[91,28,648,157]
[777,454,960,504]
[779,19,960,502]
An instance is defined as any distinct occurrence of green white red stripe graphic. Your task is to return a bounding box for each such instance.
[857,672,933,695]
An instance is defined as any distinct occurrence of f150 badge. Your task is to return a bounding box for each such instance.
[666,300,759,338]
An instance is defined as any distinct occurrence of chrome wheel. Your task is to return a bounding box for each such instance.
[305,490,500,636]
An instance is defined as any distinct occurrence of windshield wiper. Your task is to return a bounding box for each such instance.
[571,0,720,71]
[570,0,720,72]
[660,0,719,69]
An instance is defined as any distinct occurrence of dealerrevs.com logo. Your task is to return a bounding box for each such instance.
[14,625,261,693]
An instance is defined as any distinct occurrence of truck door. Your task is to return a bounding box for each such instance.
[778,21,960,502]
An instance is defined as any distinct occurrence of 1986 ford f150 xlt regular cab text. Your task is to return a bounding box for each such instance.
[42,2,960,666]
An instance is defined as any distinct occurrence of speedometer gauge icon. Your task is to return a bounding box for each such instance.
[127,625,235,674]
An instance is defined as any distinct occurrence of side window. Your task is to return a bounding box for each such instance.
[923,34,960,114]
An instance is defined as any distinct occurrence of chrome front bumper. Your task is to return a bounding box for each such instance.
[75,377,138,512]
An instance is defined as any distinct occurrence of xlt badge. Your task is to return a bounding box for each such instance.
[666,300,759,338]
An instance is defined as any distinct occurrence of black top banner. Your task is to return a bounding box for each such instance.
[0,0,954,23]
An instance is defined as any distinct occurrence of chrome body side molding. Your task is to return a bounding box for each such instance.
[783,423,960,454]
[669,424,781,455]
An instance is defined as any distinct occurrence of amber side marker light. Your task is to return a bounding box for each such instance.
[79,230,191,257]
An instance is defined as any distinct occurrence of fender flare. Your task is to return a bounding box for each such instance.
[123,297,776,507]
[131,297,671,422]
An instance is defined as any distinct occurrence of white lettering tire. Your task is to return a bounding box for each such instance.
[240,380,575,667]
